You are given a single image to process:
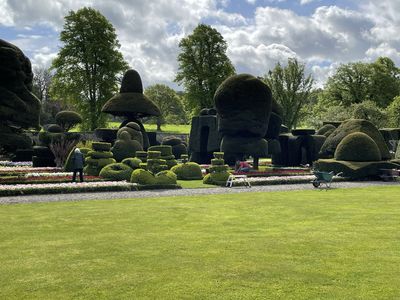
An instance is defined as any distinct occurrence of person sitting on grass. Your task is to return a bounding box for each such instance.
[72,148,85,182]
[235,160,252,173]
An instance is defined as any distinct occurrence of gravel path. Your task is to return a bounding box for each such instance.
[1,181,398,205]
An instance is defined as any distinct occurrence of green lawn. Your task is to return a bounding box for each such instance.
[1,187,400,299]
[107,122,190,134]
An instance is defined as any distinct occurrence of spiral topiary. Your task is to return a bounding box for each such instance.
[334,132,381,162]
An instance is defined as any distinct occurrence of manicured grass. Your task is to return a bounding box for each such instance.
[177,179,214,189]
[1,187,400,299]
[108,122,190,134]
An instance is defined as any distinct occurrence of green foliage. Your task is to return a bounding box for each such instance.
[92,142,112,152]
[50,7,128,130]
[170,162,203,180]
[99,163,133,181]
[323,57,400,107]
[117,122,143,145]
[213,152,224,159]
[386,96,400,127]
[55,110,82,132]
[175,24,235,115]
[334,132,381,161]
[87,151,113,159]
[47,124,63,133]
[111,131,143,162]
[314,158,399,180]
[147,151,161,159]
[130,169,156,185]
[264,58,313,130]
[122,157,142,169]
[148,145,173,157]
[316,124,336,137]
[319,119,390,160]
[350,101,387,128]
[144,84,189,129]
[154,170,177,185]
[211,158,224,165]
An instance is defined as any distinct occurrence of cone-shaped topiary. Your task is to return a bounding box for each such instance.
[99,163,133,181]
[334,132,381,161]
[319,119,390,160]
[171,162,203,180]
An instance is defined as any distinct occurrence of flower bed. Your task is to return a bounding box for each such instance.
[0,161,33,167]
[0,175,104,185]
[0,181,137,197]
[0,167,62,175]
[234,169,312,177]
[243,175,345,186]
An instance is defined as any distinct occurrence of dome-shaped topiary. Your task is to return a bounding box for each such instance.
[55,111,83,132]
[122,157,142,169]
[130,169,156,185]
[316,124,336,137]
[99,163,133,181]
[155,170,177,184]
[319,119,390,160]
[334,132,381,161]
[47,124,63,133]
[171,162,203,180]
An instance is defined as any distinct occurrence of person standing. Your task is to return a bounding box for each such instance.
[72,148,85,182]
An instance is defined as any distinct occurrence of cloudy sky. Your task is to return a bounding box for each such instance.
[1,0,400,89]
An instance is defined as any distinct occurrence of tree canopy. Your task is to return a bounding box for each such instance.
[324,57,400,107]
[144,84,188,130]
[51,7,128,130]
[264,58,314,130]
[175,24,235,115]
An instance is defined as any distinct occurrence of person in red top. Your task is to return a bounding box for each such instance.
[235,160,252,172]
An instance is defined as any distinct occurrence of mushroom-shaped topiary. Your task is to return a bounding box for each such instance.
[111,131,143,162]
[319,119,390,160]
[55,111,83,132]
[99,163,133,181]
[334,132,381,162]
[102,70,161,149]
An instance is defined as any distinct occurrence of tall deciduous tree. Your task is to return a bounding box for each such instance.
[324,57,400,107]
[264,58,313,130]
[144,84,188,131]
[51,7,128,130]
[175,24,235,115]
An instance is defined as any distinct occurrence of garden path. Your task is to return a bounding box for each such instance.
[1,181,398,205]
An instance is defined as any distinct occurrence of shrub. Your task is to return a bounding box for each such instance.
[122,157,142,169]
[135,151,148,162]
[335,132,381,162]
[148,145,173,157]
[87,151,113,159]
[47,124,63,133]
[209,171,230,185]
[155,170,177,184]
[111,131,143,162]
[92,142,112,152]
[211,158,224,165]
[316,124,336,137]
[209,165,229,173]
[117,122,143,145]
[291,129,315,136]
[162,136,182,146]
[38,131,62,146]
[99,163,133,181]
[319,119,390,160]
[130,169,156,185]
[94,128,118,143]
[171,162,203,180]
[97,158,116,168]
[213,152,224,159]
[55,110,83,132]
[147,151,161,159]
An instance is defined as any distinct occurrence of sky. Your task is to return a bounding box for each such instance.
[1,0,400,89]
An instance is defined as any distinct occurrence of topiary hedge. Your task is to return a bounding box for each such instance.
[171,162,203,180]
[122,157,142,169]
[148,145,173,157]
[154,170,177,185]
[99,163,133,181]
[92,142,112,152]
[319,119,390,160]
[87,150,113,159]
[334,132,381,161]
[130,169,156,185]
[316,124,336,137]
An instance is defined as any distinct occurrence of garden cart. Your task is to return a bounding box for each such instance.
[311,170,341,189]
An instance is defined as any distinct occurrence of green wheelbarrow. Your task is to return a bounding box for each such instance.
[311,171,342,189]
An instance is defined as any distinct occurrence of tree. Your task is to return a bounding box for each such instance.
[264,58,314,130]
[32,66,52,104]
[386,96,400,127]
[144,84,188,130]
[51,7,128,130]
[175,24,235,115]
[351,100,387,128]
[324,57,400,107]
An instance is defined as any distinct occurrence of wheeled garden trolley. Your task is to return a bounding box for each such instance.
[311,171,341,189]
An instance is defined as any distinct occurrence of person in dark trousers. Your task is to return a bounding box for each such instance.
[72,148,85,182]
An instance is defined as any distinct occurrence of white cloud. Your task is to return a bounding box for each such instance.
[2,0,400,89]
